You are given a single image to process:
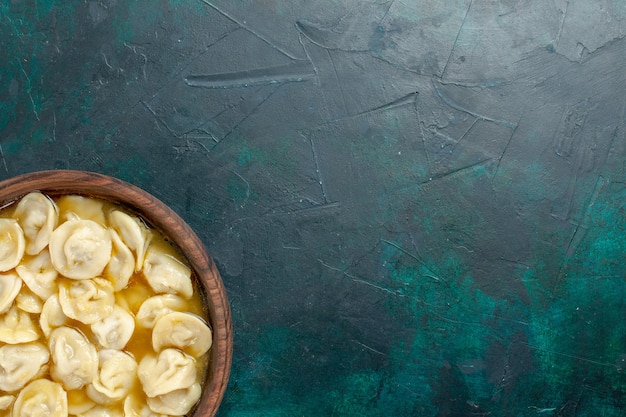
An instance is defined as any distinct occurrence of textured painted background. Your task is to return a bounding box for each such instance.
[2,0,626,415]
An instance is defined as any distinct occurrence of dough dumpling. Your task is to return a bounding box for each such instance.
[152,312,212,357]
[49,219,112,279]
[90,305,135,350]
[39,294,68,338]
[123,393,168,417]
[16,249,58,299]
[137,348,196,397]
[16,286,43,314]
[103,229,134,291]
[67,390,96,415]
[0,218,25,272]
[58,278,115,325]
[147,382,201,416]
[135,294,187,329]
[108,210,151,272]
[12,191,58,256]
[57,194,106,225]
[12,379,68,417]
[0,305,39,344]
[0,342,49,391]
[142,244,193,299]
[0,395,13,411]
[49,326,98,390]
[86,349,138,405]
[0,272,22,314]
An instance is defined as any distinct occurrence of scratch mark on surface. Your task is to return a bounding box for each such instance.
[415,102,432,176]
[452,117,478,151]
[441,0,474,80]
[492,114,520,180]
[199,0,299,60]
[305,133,329,204]
[432,78,516,128]
[101,53,113,69]
[140,100,178,137]
[219,87,280,144]
[17,59,39,121]
[327,49,350,117]
[524,343,614,368]
[0,145,7,173]
[421,158,492,185]
[381,239,445,282]
[318,258,404,296]
[352,340,387,356]
[52,112,57,142]
[353,92,418,119]
[230,170,250,209]
[553,0,569,50]
[378,0,396,26]
[185,61,314,89]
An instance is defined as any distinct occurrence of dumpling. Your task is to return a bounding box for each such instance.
[16,249,58,299]
[108,210,151,272]
[67,390,96,415]
[11,379,68,417]
[0,342,50,391]
[142,244,193,299]
[58,278,115,324]
[152,312,212,357]
[0,272,22,314]
[56,194,106,225]
[86,349,138,405]
[147,383,201,416]
[123,393,168,417]
[90,305,135,350]
[103,229,134,291]
[49,326,99,390]
[16,286,43,314]
[49,219,112,280]
[0,305,39,344]
[12,191,58,256]
[137,348,196,397]
[0,218,25,272]
[39,294,68,338]
[135,294,187,329]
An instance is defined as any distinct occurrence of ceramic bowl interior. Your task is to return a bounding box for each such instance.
[0,169,232,417]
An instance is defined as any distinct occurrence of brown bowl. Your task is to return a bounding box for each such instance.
[0,169,232,417]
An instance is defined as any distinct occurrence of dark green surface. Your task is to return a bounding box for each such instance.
[2,1,626,416]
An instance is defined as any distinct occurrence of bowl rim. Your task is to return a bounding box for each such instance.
[0,169,232,417]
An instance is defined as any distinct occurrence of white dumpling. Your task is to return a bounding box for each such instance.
[12,191,59,255]
[137,348,196,397]
[0,395,13,412]
[90,305,135,350]
[11,379,68,417]
[0,218,25,272]
[0,272,22,314]
[135,294,187,329]
[39,294,68,338]
[108,210,151,272]
[16,249,58,299]
[103,229,134,291]
[0,304,39,344]
[0,342,49,392]
[152,312,212,357]
[49,219,112,280]
[123,393,167,417]
[67,390,96,415]
[142,245,193,299]
[49,326,99,390]
[147,382,201,416]
[56,194,106,226]
[86,349,138,405]
[58,278,115,324]
[16,286,43,314]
